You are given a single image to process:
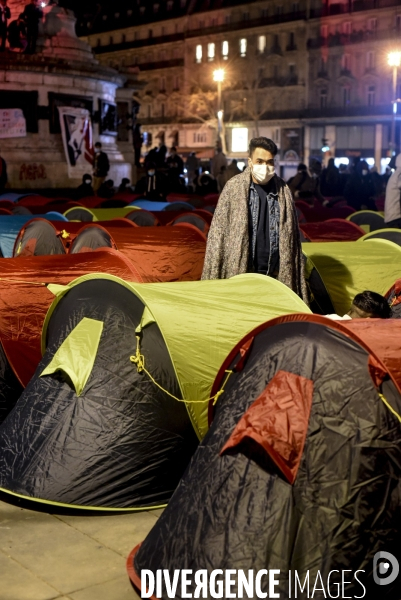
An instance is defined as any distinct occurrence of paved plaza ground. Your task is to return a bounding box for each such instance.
[0,498,160,600]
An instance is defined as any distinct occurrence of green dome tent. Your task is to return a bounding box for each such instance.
[303,240,401,316]
[0,274,310,510]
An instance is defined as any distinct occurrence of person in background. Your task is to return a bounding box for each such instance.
[154,139,167,168]
[226,158,241,181]
[75,173,94,199]
[217,165,229,193]
[344,160,376,211]
[118,178,133,193]
[7,13,27,52]
[288,163,326,204]
[384,153,401,228]
[0,152,7,193]
[166,146,184,191]
[202,136,308,304]
[211,145,227,179]
[97,179,115,199]
[185,152,199,190]
[327,291,391,320]
[92,141,110,194]
[320,158,342,197]
[370,166,384,198]
[23,0,43,54]
[133,123,143,168]
[194,171,218,195]
[0,0,10,51]
[135,161,167,200]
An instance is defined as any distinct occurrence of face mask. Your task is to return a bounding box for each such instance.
[148,170,155,177]
[362,170,368,176]
[311,173,318,179]
[251,162,275,185]
[84,179,91,185]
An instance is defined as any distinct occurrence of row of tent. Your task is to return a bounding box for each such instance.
[0,271,400,597]
[0,193,400,597]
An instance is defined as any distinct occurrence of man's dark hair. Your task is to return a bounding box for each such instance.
[95,142,102,148]
[170,146,177,152]
[297,163,307,172]
[249,137,278,158]
[82,173,92,182]
[353,291,391,319]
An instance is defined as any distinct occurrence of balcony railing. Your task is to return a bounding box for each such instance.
[310,0,400,18]
[308,27,400,49]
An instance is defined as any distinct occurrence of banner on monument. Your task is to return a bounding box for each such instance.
[58,107,94,178]
[0,109,26,139]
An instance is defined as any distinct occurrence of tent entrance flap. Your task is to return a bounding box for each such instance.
[40,318,104,396]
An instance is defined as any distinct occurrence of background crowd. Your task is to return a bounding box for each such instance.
[0,0,43,54]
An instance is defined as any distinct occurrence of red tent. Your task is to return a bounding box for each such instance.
[0,249,142,388]
[14,220,206,283]
[300,219,365,242]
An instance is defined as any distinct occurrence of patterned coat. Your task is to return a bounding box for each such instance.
[201,168,309,304]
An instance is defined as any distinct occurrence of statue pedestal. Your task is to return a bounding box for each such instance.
[1,3,135,189]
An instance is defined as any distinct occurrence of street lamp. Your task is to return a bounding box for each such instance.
[213,69,226,152]
[388,51,401,157]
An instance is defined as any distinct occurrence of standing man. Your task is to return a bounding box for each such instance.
[23,0,43,54]
[384,153,401,228]
[92,141,110,194]
[202,136,308,303]
[0,0,10,51]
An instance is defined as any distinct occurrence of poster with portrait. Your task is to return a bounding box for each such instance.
[58,107,94,178]
[0,108,26,139]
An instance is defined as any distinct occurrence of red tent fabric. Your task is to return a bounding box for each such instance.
[0,250,142,387]
[14,220,206,281]
[300,219,365,242]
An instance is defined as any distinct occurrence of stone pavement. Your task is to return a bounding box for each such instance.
[0,499,161,600]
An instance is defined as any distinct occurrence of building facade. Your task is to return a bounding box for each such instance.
[79,0,401,176]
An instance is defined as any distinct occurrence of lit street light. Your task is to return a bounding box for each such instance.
[388,51,401,156]
[213,69,226,153]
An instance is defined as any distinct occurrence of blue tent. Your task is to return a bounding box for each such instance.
[0,193,37,203]
[129,200,170,211]
[0,215,67,257]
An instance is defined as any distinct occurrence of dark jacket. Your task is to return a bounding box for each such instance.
[23,4,43,28]
[93,151,110,178]
[0,4,10,30]
[0,156,7,192]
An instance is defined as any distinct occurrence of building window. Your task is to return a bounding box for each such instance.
[261,8,268,18]
[193,132,207,144]
[174,76,180,90]
[207,43,215,61]
[161,103,165,118]
[320,89,327,108]
[368,18,377,31]
[397,15,401,31]
[127,9,132,16]
[147,104,152,118]
[240,38,247,57]
[258,35,266,54]
[319,57,327,73]
[196,44,202,63]
[122,34,126,43]
[181,0,186,7]
[160,77,166,92]
[222,40,229,59]
[148,29,153,38]
[153,4,159,12]
[198,20,204,29]
[97,38,101,46]
[343,22,351,35]
[320,25,328,38]
[367,51,375,70]
[225,14,231,24]
[288,32,296,50]
[109,36,113,45]
[289,64,296,77]
[292,2,299,11]
[242,12,250,21]
[367,86,375,106]
[342,86,350,106]
[211,18,217,27]
[275,5,284,15]
[342,54,351,71]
